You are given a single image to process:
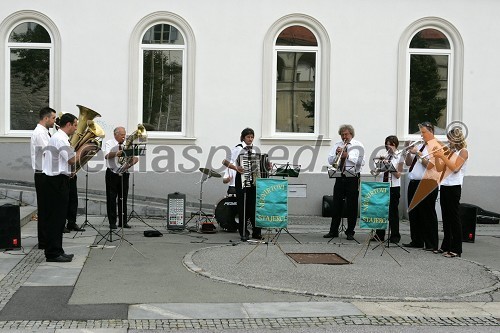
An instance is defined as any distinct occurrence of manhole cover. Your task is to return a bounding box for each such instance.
[286,253,351,265]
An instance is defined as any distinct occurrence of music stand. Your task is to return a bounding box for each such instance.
[186,168,220,232]
[370,165,409,254]
[269,163,301,244]
[327,165,360,245]
[73,163,105,239]
[94,170,146,260]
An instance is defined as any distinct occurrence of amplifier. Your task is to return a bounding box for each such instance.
[460,203,477,243]
[0,204,21,250]
[167,192,186,230]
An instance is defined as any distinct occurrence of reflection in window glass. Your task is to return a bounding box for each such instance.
[410,28,450,49]
[142,50,183,132]
[142,24,184,45]
[276,51,315,133]
[8,22,51,43]
[276,25,317,46]
[409,54,448,134]
[8,21,51,130]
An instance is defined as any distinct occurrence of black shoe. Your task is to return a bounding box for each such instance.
[62,253,74,259]
[67,224,85,232]
[323,233,338,238]
[109,224,118,230]
[346,234,355,240]
[403,242,423,248]
[118,223,132,229]
[389,238,400,244]
[46,255,72,263]
[252,234,262,240]
[241,236,248,241]
[63,227,70,233]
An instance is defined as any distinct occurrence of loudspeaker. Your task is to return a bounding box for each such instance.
[0,204,21,250]
[322,195,333,217]
[460,203,477,243]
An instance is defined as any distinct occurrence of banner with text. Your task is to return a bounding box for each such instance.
[255,178,288,229]
[360,181,390,230]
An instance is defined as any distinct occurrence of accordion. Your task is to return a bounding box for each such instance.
[237,153,269,187]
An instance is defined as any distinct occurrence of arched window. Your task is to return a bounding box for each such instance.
[0,11,60,136]
[129,12,195,141]
[262,14,330,143]
[397,18,464,138]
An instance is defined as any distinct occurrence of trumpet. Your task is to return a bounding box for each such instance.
[418,143,451,162]
[370,153,394,176]
[330,140,348,172]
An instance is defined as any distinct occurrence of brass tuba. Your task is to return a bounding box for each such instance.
[71,105,105,174]
[116,124,147,174]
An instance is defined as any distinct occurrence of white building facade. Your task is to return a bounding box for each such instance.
[0,0,498,215]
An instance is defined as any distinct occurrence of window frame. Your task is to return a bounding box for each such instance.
[397,17,464,141]
[262,14,330,145]
[129,12,195,142]
[0,11,61,139]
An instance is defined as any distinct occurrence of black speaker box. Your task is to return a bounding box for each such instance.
[0,204,21,249]
[460,203,477,243]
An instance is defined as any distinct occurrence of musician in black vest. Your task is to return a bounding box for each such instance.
[403,122,440,250]
[223,128,261,241]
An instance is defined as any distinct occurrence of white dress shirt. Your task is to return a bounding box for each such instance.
[327,138,365,174]
[105,138,123,173]
[42,130,75,176]
[31,124,51,171]
[441,148,468,186]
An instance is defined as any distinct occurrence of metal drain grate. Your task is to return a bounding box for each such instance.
[286,253,351,265]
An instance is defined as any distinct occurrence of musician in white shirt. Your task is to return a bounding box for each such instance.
[324,124,365,240]
[104,127,138,229]
[30,107,56,250]
[434,127,469,258]
[41,113,79,262]
[374,135,403,243]
[223,128,261,241]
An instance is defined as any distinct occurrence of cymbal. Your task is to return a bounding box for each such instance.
[199,168,221,178]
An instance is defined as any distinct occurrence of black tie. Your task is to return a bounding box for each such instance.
[409,144,426,172]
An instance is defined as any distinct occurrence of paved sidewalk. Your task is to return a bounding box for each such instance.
[0,215,498,332]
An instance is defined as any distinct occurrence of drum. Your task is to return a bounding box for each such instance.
[215,197,238,232]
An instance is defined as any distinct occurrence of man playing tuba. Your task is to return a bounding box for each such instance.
[104,126,139,230]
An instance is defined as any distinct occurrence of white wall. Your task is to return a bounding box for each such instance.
[1,0,499,214]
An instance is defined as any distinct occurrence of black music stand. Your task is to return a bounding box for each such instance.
[94,170,146,260]
[186,168,220,232]
[122,144,159,232]
[269,163,301,244]
[327,165,360,245]
[74,163,105,239]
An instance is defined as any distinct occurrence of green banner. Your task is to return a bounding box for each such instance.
[255,179,288,229]
[359,181,389,230]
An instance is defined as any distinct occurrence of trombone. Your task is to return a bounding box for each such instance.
[394,140,423,157]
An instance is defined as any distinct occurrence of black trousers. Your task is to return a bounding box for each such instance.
[376,186,401,240]
[34,172,47,248]
[329,176,359,236]
[235,173,260,238]
[105,168,129,225]
[67,175,78,224]
[440,185,462,254]
[408,179,439,249]
[43,174,70,259]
